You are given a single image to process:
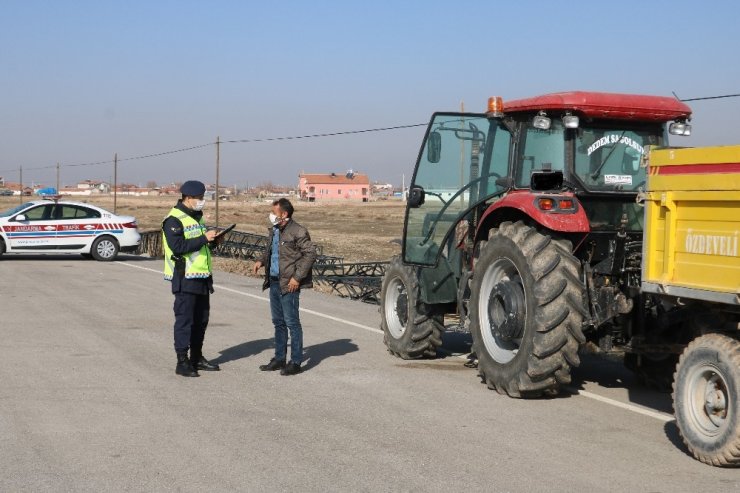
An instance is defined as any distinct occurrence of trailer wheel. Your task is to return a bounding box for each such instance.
[469,221,587,397]
[380,255,444,359]
[673,333,740,466]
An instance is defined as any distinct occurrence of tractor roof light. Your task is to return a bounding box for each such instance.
[669,120,692,136]
[487,96,504,118]
[562,113,580,129]
[532,111,551,130]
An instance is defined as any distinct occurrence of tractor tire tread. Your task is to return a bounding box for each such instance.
[470,221,586,398]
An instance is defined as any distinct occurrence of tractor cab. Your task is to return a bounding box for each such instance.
[403,92,692,272]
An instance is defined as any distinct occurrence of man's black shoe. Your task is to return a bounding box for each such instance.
[192,355,220,371]
[280,362,302,376]
[176,354,199,377]
[259,358,286,371]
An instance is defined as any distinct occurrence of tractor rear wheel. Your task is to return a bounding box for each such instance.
[673,333,740,466]
[380,255,444,359]
[469,221,587,397]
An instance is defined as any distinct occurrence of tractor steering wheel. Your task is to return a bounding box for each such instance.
[420,171,506,246]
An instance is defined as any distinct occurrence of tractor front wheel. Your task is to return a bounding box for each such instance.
[380,255,444,359]
[469,221,587,397]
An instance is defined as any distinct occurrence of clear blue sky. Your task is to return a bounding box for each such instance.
[1,0,738,188]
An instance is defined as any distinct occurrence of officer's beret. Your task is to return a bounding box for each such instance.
[180,180,206,196]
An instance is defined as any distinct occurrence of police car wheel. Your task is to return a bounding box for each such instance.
[91,236,119,261]
[0,237,5,256]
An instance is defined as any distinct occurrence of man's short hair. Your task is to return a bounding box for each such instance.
[273,198,294,218]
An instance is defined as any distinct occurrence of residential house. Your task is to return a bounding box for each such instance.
[299,172,370,202]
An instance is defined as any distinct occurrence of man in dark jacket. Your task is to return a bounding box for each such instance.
[253,198,316,375]
[162,180,222,377]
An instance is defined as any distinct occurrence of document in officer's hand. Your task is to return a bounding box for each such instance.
[213,224,236,239]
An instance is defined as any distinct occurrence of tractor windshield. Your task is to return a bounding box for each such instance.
[574,126,662,192]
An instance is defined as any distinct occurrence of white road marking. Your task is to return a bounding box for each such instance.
[116,261,383,334]
[116,260,675,423]
[564,387,673,422]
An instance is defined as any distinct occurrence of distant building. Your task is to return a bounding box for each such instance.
[60,187,93,196]
[299,172,370,202]
[77,180,110,193]
[4,182,36,196]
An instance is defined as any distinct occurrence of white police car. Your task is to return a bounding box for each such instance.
[0,198,141,261]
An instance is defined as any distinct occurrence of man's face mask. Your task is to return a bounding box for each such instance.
[269,212,282,226]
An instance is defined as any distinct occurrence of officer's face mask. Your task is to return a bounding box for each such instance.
[193,199,206,211]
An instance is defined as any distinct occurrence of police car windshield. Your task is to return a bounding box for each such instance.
[574,127,661,192]
[0,202,34,217]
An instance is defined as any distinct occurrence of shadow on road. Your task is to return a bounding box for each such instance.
[303,338,359,371]
[212,338,274,365]
[436,327,674,415]
[664,421,692,459]
[570,353,674,414]
[212,337,359,371]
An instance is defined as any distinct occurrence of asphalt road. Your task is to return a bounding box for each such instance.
[1,254,738,492]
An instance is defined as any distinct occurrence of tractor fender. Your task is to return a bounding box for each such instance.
[475,190,590,242]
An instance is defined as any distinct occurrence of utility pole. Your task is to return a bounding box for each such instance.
[459,101,466,207]
[113,153,118,213]
[56,162,60,192]
[19,165,23,204]
[215,136,220,227]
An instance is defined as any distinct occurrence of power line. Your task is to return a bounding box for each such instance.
[675,92,740,102]
[0,142,215,174]
[0,123,428,175]
[223,123,427,144]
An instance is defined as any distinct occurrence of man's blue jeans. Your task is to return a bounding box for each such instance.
[269,281,303,364]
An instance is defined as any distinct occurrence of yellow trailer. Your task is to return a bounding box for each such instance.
[642,145,740,303]
[642,145,740,466]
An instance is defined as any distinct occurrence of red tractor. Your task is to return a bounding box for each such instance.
[381,92,694,396]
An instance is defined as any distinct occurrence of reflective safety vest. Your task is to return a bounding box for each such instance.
[162,207,212,280]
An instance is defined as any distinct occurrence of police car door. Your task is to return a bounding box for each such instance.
[55,204,102,250]
[7,203,57,251]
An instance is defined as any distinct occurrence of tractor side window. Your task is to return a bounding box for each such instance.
[490,123,511,176]
[517,121,565,187]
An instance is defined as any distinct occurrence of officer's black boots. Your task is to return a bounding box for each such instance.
[191,353,220,371]
[176,352,199,377]
[190,347,220,371]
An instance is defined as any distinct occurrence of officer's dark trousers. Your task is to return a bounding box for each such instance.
[173,292,210,355]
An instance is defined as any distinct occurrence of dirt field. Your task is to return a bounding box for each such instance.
[0,196,406,265]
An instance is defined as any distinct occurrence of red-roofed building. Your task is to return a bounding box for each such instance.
[299,172,370,202]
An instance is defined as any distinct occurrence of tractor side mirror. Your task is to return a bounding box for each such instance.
[427,131,442,163]
[530,170,563,191]
[14,214,27,222]
[407,186,426,208]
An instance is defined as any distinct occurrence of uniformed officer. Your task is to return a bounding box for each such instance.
[162,180,222,377]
